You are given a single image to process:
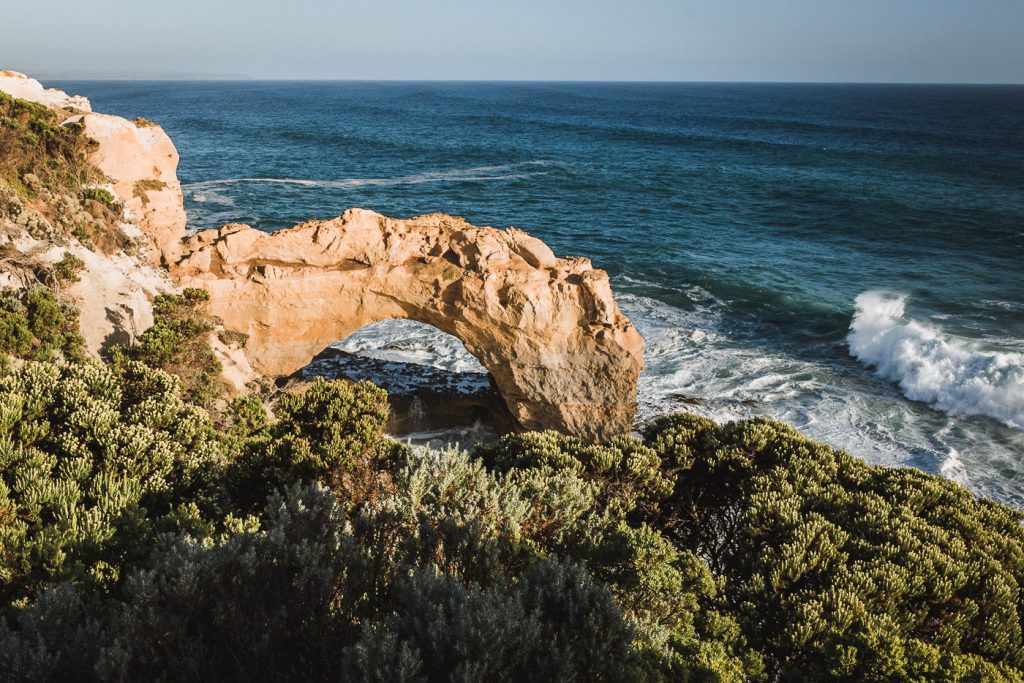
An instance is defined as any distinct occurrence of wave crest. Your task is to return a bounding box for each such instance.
[848,291,1024,430]
[182,161,555,194]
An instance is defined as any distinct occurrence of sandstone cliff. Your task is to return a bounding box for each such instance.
[0,72,176,356]
[0,71,644,439]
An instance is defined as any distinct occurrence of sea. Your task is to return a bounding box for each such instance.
[52,80,1024,507]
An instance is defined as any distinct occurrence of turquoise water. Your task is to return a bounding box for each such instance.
[56,81,1024,505]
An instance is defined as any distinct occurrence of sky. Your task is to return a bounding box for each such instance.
[2,0,1022,83]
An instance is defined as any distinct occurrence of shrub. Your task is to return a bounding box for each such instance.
[477,430,673,521]
[0,92,101,199]
[80,188,116,206]
[343,559,637,682]
[643,414,1024,681]
[229,377,392,510]
[0,286,84,362]
[110,288,222,405]
[0,358,230,611]
[94,484,347,681]
[51,251,85,284]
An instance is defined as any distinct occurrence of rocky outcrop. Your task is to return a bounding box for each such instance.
[0,73,178,357]
[0,71,645,440]
[76,113,187,264]
[0,71,187,265]
[174,210,644,439]
[0,70,91,112]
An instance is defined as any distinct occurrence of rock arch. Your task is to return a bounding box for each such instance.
[173,209,644,440]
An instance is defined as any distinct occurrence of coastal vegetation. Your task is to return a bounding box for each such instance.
[0,92,128,255]
[109,288,222,406]
[0,280,1023,681]
[0,91,98,200]
[1,84,1023,682]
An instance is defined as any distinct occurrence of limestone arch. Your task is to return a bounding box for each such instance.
[174,209,644,440]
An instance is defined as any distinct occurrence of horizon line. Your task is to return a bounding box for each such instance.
[41,76,1024,87]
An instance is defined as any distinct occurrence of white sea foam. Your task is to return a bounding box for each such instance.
[848,290,1024,430]
[189,187,236,206]
[332,319,486,375]
[182,161,554,194]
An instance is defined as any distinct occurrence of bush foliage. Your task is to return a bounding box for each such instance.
[0,91,100,198]
[0,286,83,362]
[0,92,130,255]
[0,288,1023,681]
[110,288,222,406]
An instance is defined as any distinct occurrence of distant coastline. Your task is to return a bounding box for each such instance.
[29,70,253,81]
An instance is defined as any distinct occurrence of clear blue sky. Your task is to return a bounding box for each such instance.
[4,0,1023,82]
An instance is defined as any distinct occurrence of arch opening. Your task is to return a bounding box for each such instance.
[301,319,518,447]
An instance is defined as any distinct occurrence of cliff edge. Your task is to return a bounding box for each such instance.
[0,71,644,439]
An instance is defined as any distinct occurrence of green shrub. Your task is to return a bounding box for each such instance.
[80,188,116,206]
[0,91,101,200]
[477,430,673,520]
[643,414,1024,681]
[343,559,637,683]
[0,286,83,362]
[229,377,391,510]
[110,288,222,406]
[0,358,231,610]
[51,251,85,284]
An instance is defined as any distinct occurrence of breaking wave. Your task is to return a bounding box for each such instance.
[848,291,1024,430]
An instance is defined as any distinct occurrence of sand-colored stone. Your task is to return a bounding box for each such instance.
[76,113,187,264]
[0,71,186,265]
[174,209,645,439]
[1,69,645,439]
[0,70,91,112]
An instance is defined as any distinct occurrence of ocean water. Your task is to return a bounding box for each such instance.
[54,80,1024,506]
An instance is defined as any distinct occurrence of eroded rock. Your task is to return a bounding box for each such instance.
[77,113,186,264]
[1,70,645,440]
[173,210,645,439]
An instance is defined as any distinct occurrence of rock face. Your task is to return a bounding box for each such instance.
[0,70,91,112]
[174,210,645,439]
[0,70,645,440]
[0,71,186,265]
[0,73,178,357]
[76,114,187,264]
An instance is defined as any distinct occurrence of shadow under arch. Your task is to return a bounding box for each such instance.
[302,318,518,441]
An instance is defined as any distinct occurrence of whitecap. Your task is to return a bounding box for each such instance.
[331,318,487,375]
[847,290,1024,430]
[181,161,555,194]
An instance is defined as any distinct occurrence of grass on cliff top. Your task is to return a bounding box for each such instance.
[0,91,103,199]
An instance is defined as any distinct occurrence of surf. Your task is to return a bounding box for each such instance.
[848,290,1024,430]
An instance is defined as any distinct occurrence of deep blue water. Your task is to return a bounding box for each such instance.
[54,80,1024,505]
